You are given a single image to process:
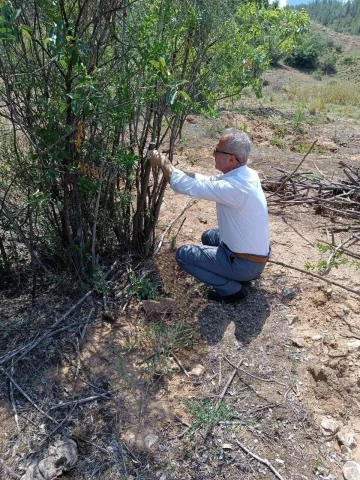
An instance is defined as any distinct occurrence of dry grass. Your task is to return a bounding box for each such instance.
[286,81,360,108]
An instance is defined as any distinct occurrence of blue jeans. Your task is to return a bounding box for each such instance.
[175,229,268,296]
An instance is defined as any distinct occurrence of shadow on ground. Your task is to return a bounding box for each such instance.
[197,283,271,345]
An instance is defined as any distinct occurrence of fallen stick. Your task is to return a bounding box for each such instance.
[216,358,243,409]
[316,239,360,260]
[268,140,317,198]
[202,358,244,439]
[49,392,112,411]
[10,360,20,433]
[1,367,58,424]
[268,259,360,297]
[235,438,285,480]
[324,234,359,274]
[40,404,78,447]
[224,357,287,387]
[0,457,21,479]
[154,198,197,255]
[0,260,118,367]
[170,352,189,377]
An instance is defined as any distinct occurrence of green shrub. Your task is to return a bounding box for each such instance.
[342,55,357,66]
[334,44,344,53]
[285,33,327,69]
[321,54,337,74]
[311,70,323,81]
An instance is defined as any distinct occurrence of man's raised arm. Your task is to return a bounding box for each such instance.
[149,150,195,181]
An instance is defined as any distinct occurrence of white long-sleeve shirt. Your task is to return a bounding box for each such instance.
[170,166,270,256]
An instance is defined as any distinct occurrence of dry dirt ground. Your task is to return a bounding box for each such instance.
[1,46,360,480]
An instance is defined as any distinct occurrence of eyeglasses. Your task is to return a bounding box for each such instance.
[213,148,241,163]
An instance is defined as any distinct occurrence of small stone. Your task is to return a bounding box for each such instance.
[312,334,323,341]
[142,298,178,315]
[286,315,298,325]
[320,417,341,436]
[198,216,208,224]
[311,290,327,306]
[282,287,295,300]
[159,475,167,480]
[347,340,360,350]
[222,444,234,450]
[292,338,306,348]
[343,461,360,480]
[337,428,357,450]
[275,458,285,464]
[345,299,360,314]
[189,364,205,376]
[20,438,78,480]
[341,445,353,460]
[144,434,159,449]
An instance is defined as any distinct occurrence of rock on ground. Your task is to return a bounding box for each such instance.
[20,438,78,480]
[343,461,360,480]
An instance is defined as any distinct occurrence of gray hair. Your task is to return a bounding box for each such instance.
[222,128,251,166]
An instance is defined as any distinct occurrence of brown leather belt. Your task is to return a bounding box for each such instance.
[233,252,269,263]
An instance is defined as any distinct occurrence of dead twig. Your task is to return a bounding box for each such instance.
[170,352,189,377]
[224,357,288,387]
[79,308,94,344]
[281,216,316,247]
[216,358,244,408]
[202,358,244,439]
[175,415,191,427]
[235,438,285,480]
[324,234,359,274]
[0,261,118,367]
[10,359,20,433]
[269,259,360,297]
[40,404,78,447]
[268,140,317,198]
[0,457,21,479]
[49,392,112,411]
[1,367,58,424]
[154,198,197,254]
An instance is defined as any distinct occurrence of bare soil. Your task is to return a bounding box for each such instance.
[1,34,360,480]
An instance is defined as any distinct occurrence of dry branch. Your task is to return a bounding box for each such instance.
[224,357,288,387]
[269,259,360,297]
[265,160,360,225]
[202,358,244,439]
[324,234,359,274]
[154,197,197,255]
[235,438,285,480]
[49,392,112,411]
[268,139,317,198]
[1,367,58,424]
[0,261,118,368]
[10,360,20,433]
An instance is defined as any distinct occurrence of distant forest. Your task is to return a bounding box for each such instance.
[293,0,360,35]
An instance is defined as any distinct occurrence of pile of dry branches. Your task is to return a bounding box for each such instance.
[264,159,360,224]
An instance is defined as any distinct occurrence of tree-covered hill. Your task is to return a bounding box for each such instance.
[292,0,360,36]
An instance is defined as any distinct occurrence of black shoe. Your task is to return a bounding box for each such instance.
[207,287,248,304]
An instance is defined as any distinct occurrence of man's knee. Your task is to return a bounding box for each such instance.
[175,245,188,266]
[201,229,212,245]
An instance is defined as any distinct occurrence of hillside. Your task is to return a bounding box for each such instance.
[290,0,360,36]
[1,25,360,480]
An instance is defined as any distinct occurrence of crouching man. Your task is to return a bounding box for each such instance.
[150,128,270,304]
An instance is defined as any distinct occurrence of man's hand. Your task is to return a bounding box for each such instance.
[149,150,174,182]
[149,150,165,168]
